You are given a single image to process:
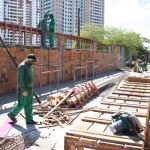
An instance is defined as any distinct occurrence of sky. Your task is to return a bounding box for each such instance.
[105,0,150,39]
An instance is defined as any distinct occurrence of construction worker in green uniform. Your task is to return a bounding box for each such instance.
[49,14,55,47]
[8,54,38,124]
[139,55,147,72]
[38,12,49,47]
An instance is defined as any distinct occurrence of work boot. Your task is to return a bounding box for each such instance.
[8,113,17,123]
[26,120,37,125]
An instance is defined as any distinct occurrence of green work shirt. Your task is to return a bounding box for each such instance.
[49,19,55,32]
[18,62,34,91]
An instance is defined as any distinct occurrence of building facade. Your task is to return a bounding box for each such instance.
[41,0,105,34]
[0,0,40,45]
[25,0,41,45]
[81,0,104,27]
[0,0,4,21]
[0,0,104,45]
[0,0,4,39]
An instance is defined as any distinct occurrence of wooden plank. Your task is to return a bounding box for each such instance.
[64,136,80,150]
[73,120,92,131]
[101,101,148,109]
[113,91,150,97]
[89,122,108,133]
[65,136,142,150]
[107,96,149,102]
[93,108,147,117]
[143,101,150,146]
[70,128,142,142]
[67,130,143,146]
[125,81,150,85]
[108,105,121,110]
[108,98,140,106]
[76,146,84,150]
[84,116,146,124]
[120,86,150,90]
[117,88,150,93]
[82,118,111,124]
[123,83,150,87]
[84,116,111,121]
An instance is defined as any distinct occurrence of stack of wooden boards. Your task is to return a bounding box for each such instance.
[65,73,150,150]
[127,72,150,83]
[47,81,98,108]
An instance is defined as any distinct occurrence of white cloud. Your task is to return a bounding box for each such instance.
[105,0,150,38]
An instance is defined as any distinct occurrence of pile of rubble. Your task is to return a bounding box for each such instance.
[33,81,98,128]
[34,105,76,128]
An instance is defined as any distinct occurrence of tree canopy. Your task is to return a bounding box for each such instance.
[81,24,150,59]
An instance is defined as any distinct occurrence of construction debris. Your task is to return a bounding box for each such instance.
[32,81,98,127]
[34,103,76,128]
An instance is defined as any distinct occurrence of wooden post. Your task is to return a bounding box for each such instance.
[24,32,26,46]
[129,49,132,68]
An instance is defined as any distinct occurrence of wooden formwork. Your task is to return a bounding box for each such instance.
[46,81,98,108]
[65,80,150,150]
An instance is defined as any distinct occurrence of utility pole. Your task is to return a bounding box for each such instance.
[78,8,80,37]
[77,8,80,49]
[129,49,132,68]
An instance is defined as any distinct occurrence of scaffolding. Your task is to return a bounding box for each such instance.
[73,48,88,86]
[93,50,101,78]
[73,48,102,86]
[38,47,61,96]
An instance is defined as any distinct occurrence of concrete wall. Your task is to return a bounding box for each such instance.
[0,46,119,95]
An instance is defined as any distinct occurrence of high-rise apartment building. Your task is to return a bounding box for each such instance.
[2,0,24,44]
[0,0,4,21]
[81,0,104,27]
[41,0,104,34]
[0,0,104,45]
[25,0,41,45]
[41,0,63,33]
[0,0,4,39]
[1,0,40,45]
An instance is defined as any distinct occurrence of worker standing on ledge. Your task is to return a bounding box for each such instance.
[8,54,38,124]
[49,14,55,47]
[38,13,49,47]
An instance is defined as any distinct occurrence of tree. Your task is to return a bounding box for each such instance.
[80,24,150,59]
[81,24,106,43]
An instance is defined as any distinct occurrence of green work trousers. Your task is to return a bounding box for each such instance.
[49,32,54,47]
[8,87,33,123]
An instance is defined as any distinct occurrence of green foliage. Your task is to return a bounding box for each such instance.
[80,24,150,58]
[81,24,106,43]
